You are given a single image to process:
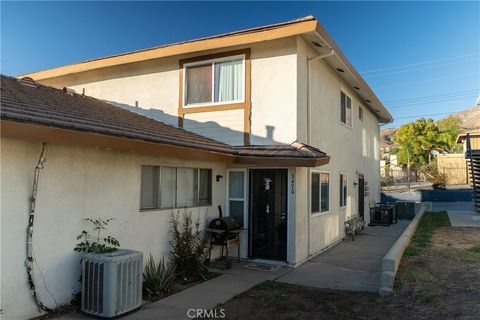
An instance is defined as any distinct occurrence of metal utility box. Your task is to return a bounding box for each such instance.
[81,249,143,317]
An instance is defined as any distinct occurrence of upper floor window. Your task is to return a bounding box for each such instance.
[341,91,352,127]
[359,106,364,121]
[184,56,245,106]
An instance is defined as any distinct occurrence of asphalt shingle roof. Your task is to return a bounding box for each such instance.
[1,75,328,164]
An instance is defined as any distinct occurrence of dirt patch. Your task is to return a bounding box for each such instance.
[214,226,480,320]
[431,227,480,249]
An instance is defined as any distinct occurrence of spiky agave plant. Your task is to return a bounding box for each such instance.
[143,254,176,298]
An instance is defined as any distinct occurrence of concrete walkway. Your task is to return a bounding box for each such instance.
[278,221,409,293]
[55,263,290,320]
[431,201,480,228]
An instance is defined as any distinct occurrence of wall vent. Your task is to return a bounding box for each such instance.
[18,77,38,88]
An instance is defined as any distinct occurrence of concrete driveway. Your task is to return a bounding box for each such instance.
[278,221,409,292]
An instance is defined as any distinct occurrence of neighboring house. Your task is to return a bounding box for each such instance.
[1,16,392,319]
[380,154,404,179]
[457,129,480,154]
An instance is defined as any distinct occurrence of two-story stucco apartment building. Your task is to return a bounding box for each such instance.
[1,16,392,319]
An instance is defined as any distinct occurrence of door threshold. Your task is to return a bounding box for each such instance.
[248,258,290,267]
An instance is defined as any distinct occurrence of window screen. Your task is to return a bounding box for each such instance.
[185,64,212,104]
[140,166,158,210]
[311,173,320,213]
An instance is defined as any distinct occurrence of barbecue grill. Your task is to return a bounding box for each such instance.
[206,208,242,269]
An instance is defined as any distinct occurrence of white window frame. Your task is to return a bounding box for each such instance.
[311,170,331,216]
[225,168,248,229]
[340,90,353,129]
[339,172,348,208]
[182,54,246,108]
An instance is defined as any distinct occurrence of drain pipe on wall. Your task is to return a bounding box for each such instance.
[306,49,334,257]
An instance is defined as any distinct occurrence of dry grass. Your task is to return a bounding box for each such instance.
[213,214,480,320]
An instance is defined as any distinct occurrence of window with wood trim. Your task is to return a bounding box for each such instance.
[140,166,212,210]
[341,91,352,127]
[183,55,245,107]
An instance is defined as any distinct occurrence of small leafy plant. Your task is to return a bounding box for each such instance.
[74,218,120,254]
[170,211,208,283]
[143,254,176,299]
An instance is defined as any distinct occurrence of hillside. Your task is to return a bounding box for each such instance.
[380,101,480,149]
[450,103,480,131]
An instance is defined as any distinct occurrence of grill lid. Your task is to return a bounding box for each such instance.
[208,217,241,231]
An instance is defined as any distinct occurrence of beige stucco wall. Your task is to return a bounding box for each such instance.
[437,153,468,185]
[31,35,383,269]
[294,37,381,258]
[0,138,227,319]
[40,37,298,146]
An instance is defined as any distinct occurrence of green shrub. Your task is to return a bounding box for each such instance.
[74,218,120,254]
[170,211,208,283]
[143,254,176,298]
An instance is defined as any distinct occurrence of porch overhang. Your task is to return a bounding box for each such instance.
[235,155,330,167]
[1,120,330,167]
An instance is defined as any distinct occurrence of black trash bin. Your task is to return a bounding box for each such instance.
[395,201,416,220]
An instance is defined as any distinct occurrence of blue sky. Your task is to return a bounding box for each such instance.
[1,1,479,127]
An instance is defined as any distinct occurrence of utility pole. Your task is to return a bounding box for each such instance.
[407,149,411,190]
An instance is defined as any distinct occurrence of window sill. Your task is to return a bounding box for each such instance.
[340,122,353,130]
[311,211,332,217]
[140,204,213,213]
[179,102,248,114]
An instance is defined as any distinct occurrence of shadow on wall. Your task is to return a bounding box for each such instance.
[108,100,285,146]
[381,188,474,203]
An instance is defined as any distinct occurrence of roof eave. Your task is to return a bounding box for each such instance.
[311,25,393,123]
[20,19,318,81]
[235,155,330,167]
[0,120,236,163]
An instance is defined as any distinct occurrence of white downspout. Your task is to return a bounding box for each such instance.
[306,49,334,257]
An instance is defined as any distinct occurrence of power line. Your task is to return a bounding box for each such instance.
[373,72,478,89]
[394,111,460,120]
[389,94,478,108]
[385,89,478,104]
[361,53,478,74]
[363,58,478,78]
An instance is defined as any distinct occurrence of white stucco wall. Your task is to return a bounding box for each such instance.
[294,37,381,260]
[0,138,227,320]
